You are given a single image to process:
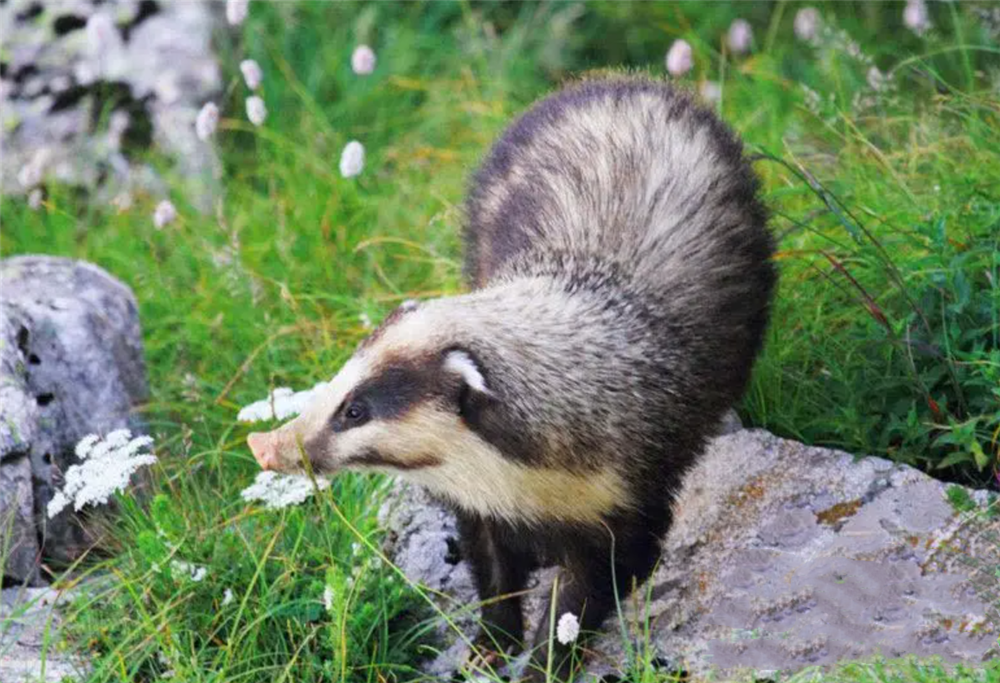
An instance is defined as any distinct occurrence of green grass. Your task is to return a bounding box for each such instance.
[2,2,999,681]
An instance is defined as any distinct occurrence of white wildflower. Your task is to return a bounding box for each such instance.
[556,612,580,645]
[237,382,328,422]
[195,102,219,141]
[171,560,208,582]
[794,8,821,42]
[699,80,722,105]
[359,312,373,329]
[246,95,267,126]
[665,39,693,77]
[240,471,330,510]
[339,140,365,178]
[323,585,335,611]
[75,434,100,458]
[153,200,177,229]
[351,542,361,556]
[240,59,263,90]
[351,45,377,75]
[27,188,43,210]
[222,588,235,606]
[46,430,156,518]
[161,670,176,679]
[903,0,931,35]
[47,492,69,518]
[727,19,753,55]
[226,0,249,26]
[866,66,886,92]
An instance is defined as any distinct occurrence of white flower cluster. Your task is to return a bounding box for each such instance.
[323,585,335,611]
[171,560,208,582]
[556,611,580,645]
[236,382,329,422]
[240,470,330,510]
[47,430,157,518]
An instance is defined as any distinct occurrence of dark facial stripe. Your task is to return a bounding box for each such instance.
[346,450,442,471]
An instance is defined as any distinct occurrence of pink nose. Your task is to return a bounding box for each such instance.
[247,432,278,470]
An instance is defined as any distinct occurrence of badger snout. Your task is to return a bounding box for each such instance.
[247,431,281,470]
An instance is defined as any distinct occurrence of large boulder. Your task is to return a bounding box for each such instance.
[380,429,1000,680]
[0,0,221,209]
[0,255,148,585]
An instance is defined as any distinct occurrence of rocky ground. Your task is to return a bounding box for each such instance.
[381,424,1000,681]
[1,586,84,683]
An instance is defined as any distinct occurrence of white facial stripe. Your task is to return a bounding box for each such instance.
[291,354,371,437]
[443,350,488,393]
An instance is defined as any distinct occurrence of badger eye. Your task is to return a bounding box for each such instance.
[344,402,367,423]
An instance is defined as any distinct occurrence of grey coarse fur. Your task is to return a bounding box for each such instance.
[458,75,775,481]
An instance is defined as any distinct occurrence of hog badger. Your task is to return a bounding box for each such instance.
[248,76,775,680]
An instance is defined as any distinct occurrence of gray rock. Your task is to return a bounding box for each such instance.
[0,0,221,210]
[1,586,86,682]
[380,429,1000,680]
[0,457,39,585]
[0,255,148,583]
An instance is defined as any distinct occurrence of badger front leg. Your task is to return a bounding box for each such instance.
[457,510,536,666]
[525,526,663,683]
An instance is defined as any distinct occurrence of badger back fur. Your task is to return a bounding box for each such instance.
[247,76,775,679]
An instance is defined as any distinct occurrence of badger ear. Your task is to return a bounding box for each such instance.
[443,349,490,396]
[443,349,495,423]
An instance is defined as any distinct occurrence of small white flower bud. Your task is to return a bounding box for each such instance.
[195,102,219,141]
[339,140,365,178]
[903,0,931,35]
[226,0,249,26]
[153,200,177,229]
[727,19,753,55]
[240,59,263,90]
[246,95,267,126]
[665,39,693,77]
[351,45,377,75]
[794,7,821,42]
